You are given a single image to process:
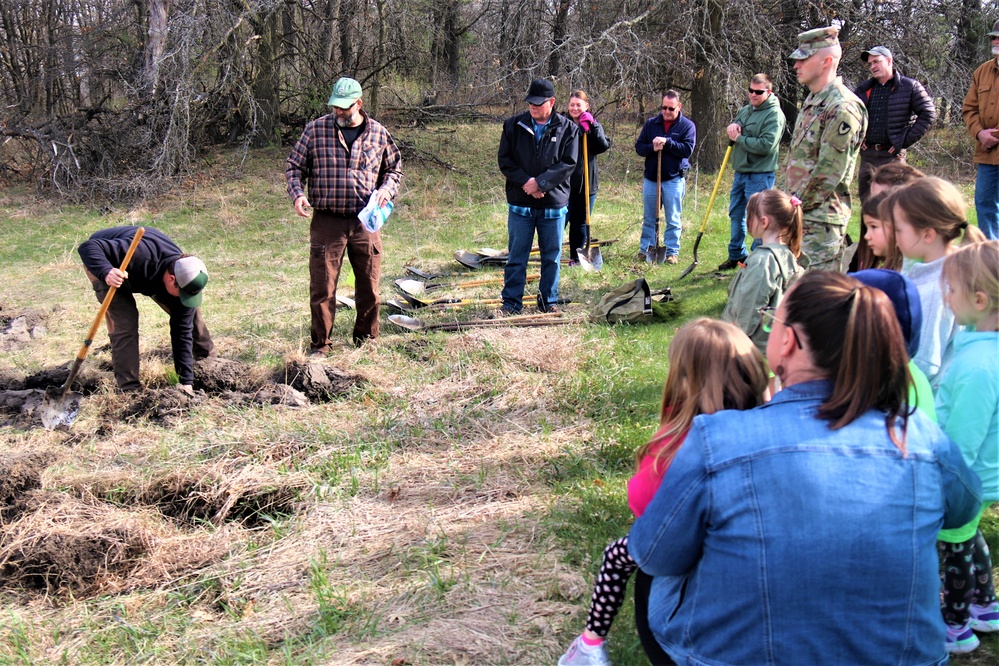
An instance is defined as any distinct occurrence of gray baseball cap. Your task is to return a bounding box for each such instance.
[861,46,893,62]
[989,19,999,37]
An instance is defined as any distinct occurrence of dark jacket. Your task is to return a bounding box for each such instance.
[78,226,197,384]
[569,119,611,195]
[854,71,936,151]
[498,111,579,208]
[635,112,696,181]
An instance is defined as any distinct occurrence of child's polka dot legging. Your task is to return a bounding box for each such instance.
[586,535,639,636]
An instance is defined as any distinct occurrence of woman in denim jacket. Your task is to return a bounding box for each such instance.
[629,271,983,666]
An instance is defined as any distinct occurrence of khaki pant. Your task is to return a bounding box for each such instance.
[86,269,214,391]
[309,210,381,350]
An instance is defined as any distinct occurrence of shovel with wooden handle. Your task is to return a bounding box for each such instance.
[394,273,539,296]
[576,130,603,271]
[40,226,146,430]
[649,151,669,264]
[388,311,580,332]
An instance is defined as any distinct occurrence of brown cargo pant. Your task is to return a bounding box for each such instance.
[309,210,381,351]
[86,270,214,391]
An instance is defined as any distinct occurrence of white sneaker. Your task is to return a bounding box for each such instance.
[557,635,611,666]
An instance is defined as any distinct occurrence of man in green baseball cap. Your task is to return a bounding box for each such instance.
[286,76,403,352]
[784,25,868,272]
[328,77,362,108]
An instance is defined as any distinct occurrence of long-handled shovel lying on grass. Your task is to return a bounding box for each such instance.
[678,141,734,280]
[404,266,474,281]
[576,130,603,271]
[394,273,539,296]
[454,239,618,269]
[40,227,146,430]
[388,311,581,332]
[386,293,504,313]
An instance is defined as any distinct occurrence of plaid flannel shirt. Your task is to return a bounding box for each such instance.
[286,111,402,215]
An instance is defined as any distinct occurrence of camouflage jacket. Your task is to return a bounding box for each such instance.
[784,77,867,227]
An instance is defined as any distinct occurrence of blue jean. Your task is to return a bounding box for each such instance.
[975,164,999,240]
[728,171,775,260]
[501,207,563,311]
[642,177,684,255]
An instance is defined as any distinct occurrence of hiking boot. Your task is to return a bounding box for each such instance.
[970,602,999,632]
[558,636,611,666]
[717,257,746,271]
[945,621,980,654]
[536,293,561,313]
[665,255,679,265]
[635,251,648,262]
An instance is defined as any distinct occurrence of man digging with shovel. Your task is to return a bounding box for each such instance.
[78,226,213,393]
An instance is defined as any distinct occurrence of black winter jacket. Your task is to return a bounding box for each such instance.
[854,72,936,151]
[569,119,611,196]
[78,225,198,385]
[498,111,579,208]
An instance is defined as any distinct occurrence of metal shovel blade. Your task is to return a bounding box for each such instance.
[394,278,427,296]
[40,388,82,430]
[647,247,670,265]
[576,246,603,272]
[454,250,484,269]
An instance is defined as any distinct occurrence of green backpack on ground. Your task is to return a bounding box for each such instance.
[590,278,654,323]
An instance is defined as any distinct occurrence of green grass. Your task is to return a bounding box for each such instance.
[0,121,995,665]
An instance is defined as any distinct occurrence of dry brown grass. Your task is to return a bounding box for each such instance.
[0,312,606,663]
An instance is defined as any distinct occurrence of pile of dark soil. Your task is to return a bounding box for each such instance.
[0,357,364,426]
[282,361,365,402]
[0,492,150,594]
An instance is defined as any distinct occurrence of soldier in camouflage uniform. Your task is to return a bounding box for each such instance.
[784,26,868,272]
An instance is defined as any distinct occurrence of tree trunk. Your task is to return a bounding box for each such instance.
[250,7,281,146]
[548,0,571,76]
[143,0,169,95]
[688,0,725,172]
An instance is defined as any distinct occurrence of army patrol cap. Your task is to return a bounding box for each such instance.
[789,26,840,60]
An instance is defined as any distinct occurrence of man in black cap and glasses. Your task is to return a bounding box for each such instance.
[497,78,579,314]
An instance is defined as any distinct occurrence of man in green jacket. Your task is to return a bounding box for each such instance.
[719,73,786,270]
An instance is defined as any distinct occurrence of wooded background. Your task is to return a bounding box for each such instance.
[1,0,995,200]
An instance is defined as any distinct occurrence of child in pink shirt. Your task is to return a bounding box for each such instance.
[559,318,770,666]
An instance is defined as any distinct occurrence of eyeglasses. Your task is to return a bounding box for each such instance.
[748,88,768,95]
[758,307,803,349]
[661,105,678,112]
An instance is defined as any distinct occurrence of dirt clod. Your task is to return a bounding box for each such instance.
[119,387,198,423]
[282,361,365,402]
[194,357,264,393]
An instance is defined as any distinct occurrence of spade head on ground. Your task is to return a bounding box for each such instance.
[39,388,81,431]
